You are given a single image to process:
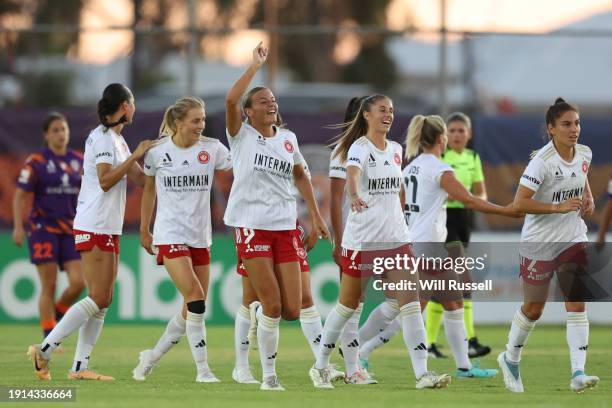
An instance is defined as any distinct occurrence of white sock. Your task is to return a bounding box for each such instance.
[151,311,186,362]
[186,311,209,373]
[443,308,471,370]
[315,303,354,370]
[400,302,428,379]
[300,306,323,358]
[505,308,536,363]
[567,311,589,375]
[358,299,399,344]
[71,308,107,372]
[340,303,363,377]
[360,316,401,361]
[234,305,251,368]
[41,297,99,359]
[258,313,280,379]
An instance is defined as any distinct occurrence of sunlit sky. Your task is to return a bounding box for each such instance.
[70,0,612,63]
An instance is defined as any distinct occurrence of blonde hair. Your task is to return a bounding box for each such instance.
[405,115,446,159]
[331,94,390,162]
[159,96,205,137]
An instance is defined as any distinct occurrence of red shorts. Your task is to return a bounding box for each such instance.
[520,242,588,285]
[341,244,413,278]
[73,229,120,254]
[234,227,300,264]
[155,244,210,266]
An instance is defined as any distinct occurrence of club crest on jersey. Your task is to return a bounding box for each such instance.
[284,140,294,153]
[198,151,210,164]
[394,152,401,165]
[582,161,588,173]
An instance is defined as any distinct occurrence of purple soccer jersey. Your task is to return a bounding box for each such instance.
[17,148,83,235]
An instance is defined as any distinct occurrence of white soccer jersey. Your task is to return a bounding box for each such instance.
[329,145,350,226]
[403,154,454,243]
[224,123,305,230]
[341,137,410,250]
[74,125,131,235]
[144,136,231,247]
[519,141,591,260]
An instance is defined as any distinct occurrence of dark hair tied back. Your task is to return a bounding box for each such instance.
[98,83,132,129]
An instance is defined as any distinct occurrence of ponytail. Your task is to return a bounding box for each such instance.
[97,83,132,129]
[404,115,446,160]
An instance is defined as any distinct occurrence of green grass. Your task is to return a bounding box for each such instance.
[0,324,609,408]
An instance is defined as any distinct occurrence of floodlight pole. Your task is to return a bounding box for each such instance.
[265,0,279,90]
[187,0,197,95]
[438,0,448,117]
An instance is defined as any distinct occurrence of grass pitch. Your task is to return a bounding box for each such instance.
[1,324,609,408]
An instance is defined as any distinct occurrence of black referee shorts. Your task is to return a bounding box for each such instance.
[445,208,472,246]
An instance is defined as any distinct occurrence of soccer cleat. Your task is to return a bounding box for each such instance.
[309,365,334,389]
[27,345,50,381]
[260,375,285,391]
[428,343,447,359]
[329,364,345,382]
[415,371,452,389]
[570,371,599,393]
[497,352,524,393]
[196,369,221,383]
[68,370,114,381]
[456,364,498,379]
[468,337,491,358]
[132,350,157,381]
[248,301,261,350]
[232,366,259,384]
[344,369,378,385]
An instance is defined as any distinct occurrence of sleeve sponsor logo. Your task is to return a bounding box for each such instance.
[348,157,361,164]
[95,152,113,159]
[330,165,346,172]
[521,174,540,185]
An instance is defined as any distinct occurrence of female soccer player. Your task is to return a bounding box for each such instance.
[498,98,599,393]
[13,112,85,339]
[133,96,231,383]
[403,115,519,378]
[426,112,490,359]
[224,43,329,391]
[232,165,344,385]
[309,95,450,390]
[28,83,157,381]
